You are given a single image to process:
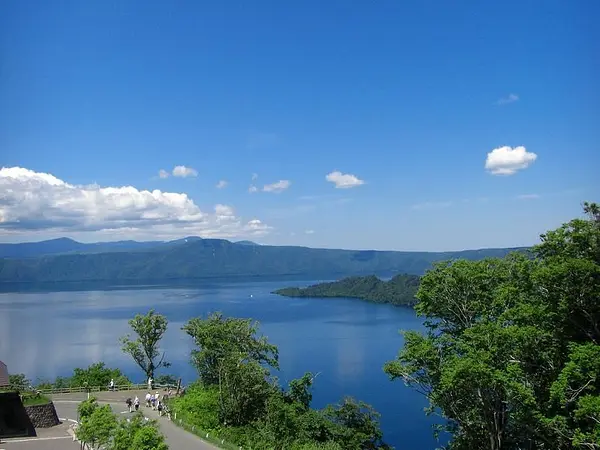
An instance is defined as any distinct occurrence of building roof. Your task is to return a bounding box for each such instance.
[0,360,8,387]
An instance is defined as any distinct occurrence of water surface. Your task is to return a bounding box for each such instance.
[0,280,439,449]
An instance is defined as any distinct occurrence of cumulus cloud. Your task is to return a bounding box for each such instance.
[0,167,271,240]
[496,93,519,105]
[305,229,315,235]
[158,169,170,179]
[248,185,258,193]
[325,171,365,189]
[485,146,537,175]
[216,180,228,189]
[262,180,291,193]
[251,173,258,181]
[172,165,198,178]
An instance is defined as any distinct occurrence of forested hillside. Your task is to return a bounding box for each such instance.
[0,240,524,283]
[274,273,421,306]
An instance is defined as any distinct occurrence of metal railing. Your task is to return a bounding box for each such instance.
[38,383,177,395]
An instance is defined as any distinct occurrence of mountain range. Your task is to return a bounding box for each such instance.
[0,237,526,283]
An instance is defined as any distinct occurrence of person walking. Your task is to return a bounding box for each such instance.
[147,376,153,390]
[134,396,140,412]
[125,398,133,413]
[145,391,151,408]
[151,392,156,410]
[110,378,115,391]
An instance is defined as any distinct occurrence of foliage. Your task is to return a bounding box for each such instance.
[183,312,279,386]
[183,312,279,426]
[384,202,600,450]
[323,397,391,450]
[129,424,169,450]
[167,382,221,430]
[78,397,99,421]
[76,403,118,449]
[8,373,30,391]
[275,273,421,306]
[0,238,523,282]
[155,374,178,386]
[77,400,169,450]
[176,312,390,449]
[70,362,131,388]
[20,392,51,406]
[121,309,170,380]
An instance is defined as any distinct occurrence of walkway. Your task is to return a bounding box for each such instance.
[48,390,219,450]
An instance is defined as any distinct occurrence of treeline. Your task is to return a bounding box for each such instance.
[274,273,421,306]
[384,202,600,449]
[172,312,390,449]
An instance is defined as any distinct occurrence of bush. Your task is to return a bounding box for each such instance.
[167,382,220,431]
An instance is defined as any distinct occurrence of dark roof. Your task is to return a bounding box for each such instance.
[0,360,8,387]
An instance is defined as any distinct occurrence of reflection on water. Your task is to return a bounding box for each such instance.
[0,280,436,449]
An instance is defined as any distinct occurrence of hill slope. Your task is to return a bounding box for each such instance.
[0,238,526,283]
[274,274,421,306]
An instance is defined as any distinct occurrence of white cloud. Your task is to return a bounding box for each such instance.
[216,180,228,189]
[251,173,258,181]
[517,193,540,200]
[158,169,170,179]
[496,93,519,105]
[0,167,271,240]
[485,146,537,175]
[172,165,198,178]
[262,180,291,193]
[325,171,365,189]
[248,185,258,193]
[305,229,315,235]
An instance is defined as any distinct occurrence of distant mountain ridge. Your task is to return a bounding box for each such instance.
[0,236,236,258]
[0,237,527,283]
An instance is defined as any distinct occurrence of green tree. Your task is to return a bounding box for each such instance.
[183,312,279,386]
[111,414,168,450]
[384,202,600,450]
[154,374,178,386]
[8,373,30,391]
[323,397,390,450]
[70,362,130,388]
[183,313,280,426]
[76,403,117,449]
[130,424,169,450]
[121,309,170,380]
[77,397,99,421]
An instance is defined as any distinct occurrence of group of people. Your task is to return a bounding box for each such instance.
[125,395,140,413]
[125,390,171,417]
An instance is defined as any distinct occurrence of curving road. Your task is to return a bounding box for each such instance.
[0,390,219,450]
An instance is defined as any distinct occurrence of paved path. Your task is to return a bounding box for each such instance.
[0,422,79,450]
[1,390,221,450]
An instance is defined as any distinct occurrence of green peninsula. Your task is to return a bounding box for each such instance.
[273,273,420,306]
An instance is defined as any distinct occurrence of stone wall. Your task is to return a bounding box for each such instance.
[24,402,60,428]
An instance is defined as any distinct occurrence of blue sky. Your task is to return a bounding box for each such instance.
[1,0,598,251]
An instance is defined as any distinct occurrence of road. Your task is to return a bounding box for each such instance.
[1,390,219,450]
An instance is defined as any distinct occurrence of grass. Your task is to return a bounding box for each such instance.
[21,392,52,406]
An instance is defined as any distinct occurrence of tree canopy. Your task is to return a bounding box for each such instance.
[384,202,600,449]
[274,273,421,306]
[76,397,168,450]
[174,312,390,449]
[120,309,170,380]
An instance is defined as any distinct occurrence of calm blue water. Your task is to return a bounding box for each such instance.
[0,280,440,449]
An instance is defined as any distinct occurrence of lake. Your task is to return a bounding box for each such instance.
[0,279,440,449]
